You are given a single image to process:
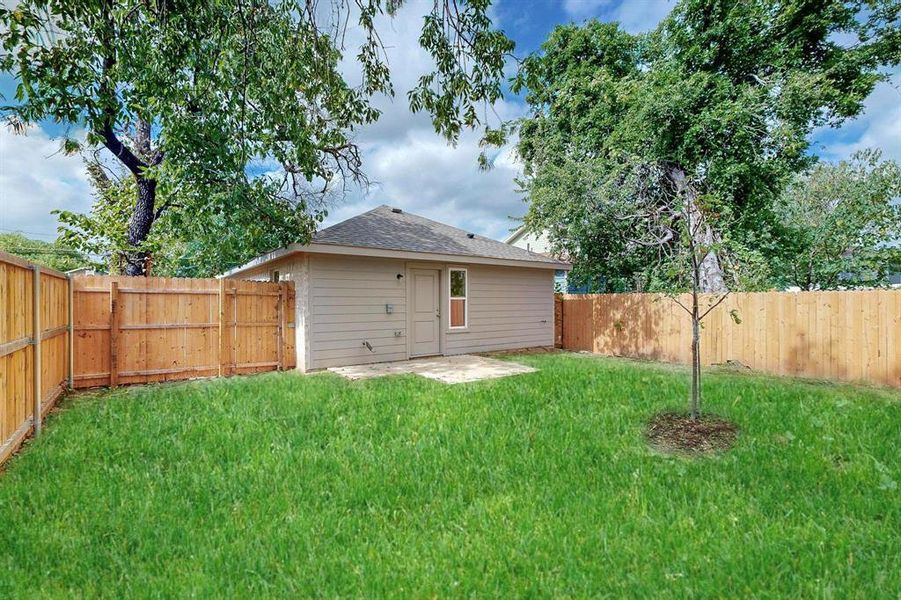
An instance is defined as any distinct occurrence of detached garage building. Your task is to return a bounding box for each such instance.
[223,205,570,371]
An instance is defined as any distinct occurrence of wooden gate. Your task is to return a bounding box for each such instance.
[73,275,295,388]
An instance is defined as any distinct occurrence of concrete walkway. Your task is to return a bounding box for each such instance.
[328,354,536,384]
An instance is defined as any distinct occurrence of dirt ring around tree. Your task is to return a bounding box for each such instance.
[645,412,739,456]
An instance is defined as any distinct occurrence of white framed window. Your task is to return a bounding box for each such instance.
[270,269,280,283]
[449,268,467,329]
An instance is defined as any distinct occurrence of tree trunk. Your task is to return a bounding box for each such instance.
[691,198,728,293]
[98,114,160,277]
[670,166,728,293]
[124,175,157,276]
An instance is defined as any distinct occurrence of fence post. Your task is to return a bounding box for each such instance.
[561,294,566,349]
[554,294,563,349]
[231,283,238,373]
[218,279,227,377]
[67,274,74,390]
[109,281,119,388]
[277,282,286,370]
[32,265,42,436]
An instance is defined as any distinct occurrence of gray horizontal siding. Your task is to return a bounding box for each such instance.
[309,255,408,369]
[445,265,553,355]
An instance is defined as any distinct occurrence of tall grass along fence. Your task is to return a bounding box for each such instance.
[1,252,71,465]
[556,290,899,388]
[1,253,296,468]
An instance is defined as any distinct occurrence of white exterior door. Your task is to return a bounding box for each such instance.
[410,269,440,357]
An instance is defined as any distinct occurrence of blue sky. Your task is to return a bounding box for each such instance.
[1,0,899,244]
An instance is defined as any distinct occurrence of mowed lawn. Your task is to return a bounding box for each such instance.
[0,353,898,597]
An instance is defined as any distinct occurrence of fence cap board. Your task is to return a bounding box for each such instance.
[0,250,69,279]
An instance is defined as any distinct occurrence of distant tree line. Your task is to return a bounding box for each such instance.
[0,233,90,273]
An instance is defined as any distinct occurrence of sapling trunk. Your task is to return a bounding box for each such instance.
[690,286,701,420]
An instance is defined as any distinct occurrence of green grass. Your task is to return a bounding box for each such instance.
[0,353,898,597]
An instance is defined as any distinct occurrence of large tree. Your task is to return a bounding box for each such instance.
[772,149,901,290]
[1,0,513,275]
[53,158,320,277]
[512,0,900,292]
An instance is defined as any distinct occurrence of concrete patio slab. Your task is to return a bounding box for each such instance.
[328,354,536,384]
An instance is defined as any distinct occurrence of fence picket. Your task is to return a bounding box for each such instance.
[1,252,69,463]
[70,275,293,387]
[558,291,900,387]
[31,266,41,436]
[109,281,119,388]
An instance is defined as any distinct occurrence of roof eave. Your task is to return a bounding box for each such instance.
[220,242,571,277]
[218,246,298,278]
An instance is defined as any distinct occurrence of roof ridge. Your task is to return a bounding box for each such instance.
[309,203,567,266]
[379,205,482,236]
[314,204,386,237]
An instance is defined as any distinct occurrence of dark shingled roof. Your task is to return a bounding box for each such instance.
[312,205,565,266]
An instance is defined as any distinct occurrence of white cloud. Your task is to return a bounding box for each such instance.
[562,0,611,19]
[613,0,674,33]
[813,76,901,162]
[0,125,92,240]
[562,0,674,33]
[322,1,529,239]
[327,129,526,240]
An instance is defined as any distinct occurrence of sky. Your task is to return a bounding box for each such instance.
[1,0,899,246]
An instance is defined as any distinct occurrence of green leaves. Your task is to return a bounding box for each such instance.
[1,0,515,274]
[513,0,900,293]
[771,149,901,290]
[0,232,89,272]
[408,0,514,142]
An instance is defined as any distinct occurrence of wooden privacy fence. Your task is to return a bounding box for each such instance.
[73,275,295,388]
[2,260,297,468]
[1,252,71,465]
[557,290,900,388]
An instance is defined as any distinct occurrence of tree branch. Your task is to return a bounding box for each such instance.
[699,291,731,320]
[669,293,693,316]
[101,119,147,176]
[96,3,147,178]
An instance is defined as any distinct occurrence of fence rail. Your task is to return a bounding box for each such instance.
[2,262,297,468]
[0,252,70,465]
[72,275,295,388]
[557,290,900,388]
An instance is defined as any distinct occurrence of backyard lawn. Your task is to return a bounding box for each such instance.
[0,353,898,597]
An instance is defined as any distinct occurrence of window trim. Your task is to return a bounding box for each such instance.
[448,267,468,330]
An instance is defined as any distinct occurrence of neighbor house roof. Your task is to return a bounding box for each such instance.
[503,224,528,244]
[222,205,570,277]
